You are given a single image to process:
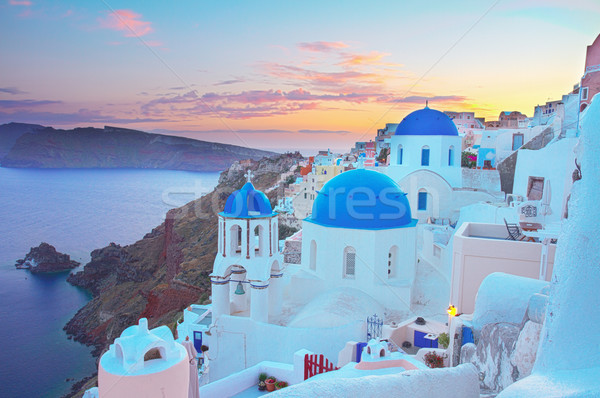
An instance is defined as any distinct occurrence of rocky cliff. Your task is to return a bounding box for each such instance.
[15,242,80,273]
[1,124,276,171]
[63,153,302,387]
[0,122,43,158]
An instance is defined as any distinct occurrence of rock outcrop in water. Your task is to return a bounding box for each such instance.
[15,242,80,273]
[63,153,302,365]
[0,123,277,171]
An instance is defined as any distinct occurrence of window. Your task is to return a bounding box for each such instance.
[581,87,589,101]
[230,225,242,256]
[397,145,403,165]
[512,134,524,151]
[344,247,356,278]
[448,146,454,166]
[421,146,430,166]
[254,225,263,256]
[144,348,163,361]
[418,191,427,211]
[527,176,545,201]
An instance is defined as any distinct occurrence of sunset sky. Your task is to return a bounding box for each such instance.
[1,0,599,153]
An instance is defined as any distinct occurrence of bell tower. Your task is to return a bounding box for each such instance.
[210,170,283,323]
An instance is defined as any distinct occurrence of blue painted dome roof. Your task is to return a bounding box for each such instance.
[222,182,275,218]
[307,169,416,230]
[395,106,458,136]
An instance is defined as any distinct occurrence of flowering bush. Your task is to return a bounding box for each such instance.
[461,151,477,168]
[424,351,446,368]
[275,381,288,389]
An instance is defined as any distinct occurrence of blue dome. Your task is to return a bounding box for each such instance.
[222,182,275,218]
[307,169,416,230]
[395,106,458,136]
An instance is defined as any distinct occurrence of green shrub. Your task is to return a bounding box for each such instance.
[437,332,449,349]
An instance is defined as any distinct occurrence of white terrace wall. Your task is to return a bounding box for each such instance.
[451,222,556,314]
[204,315,365,381]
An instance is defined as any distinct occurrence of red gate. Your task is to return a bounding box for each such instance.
[304,353,338,380]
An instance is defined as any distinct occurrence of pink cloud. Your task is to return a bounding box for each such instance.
[263,62,385,94]
[9,0,32,6]
[99,9,153,38]
[139,88,471,120]
[338,51,401,68]
[298,41,349,53]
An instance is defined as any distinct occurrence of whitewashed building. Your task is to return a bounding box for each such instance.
[298,168,418,307]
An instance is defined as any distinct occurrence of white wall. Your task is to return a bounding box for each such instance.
[204,315,364,381]
[299,221,416,308]
[450,223,556,314]
[398,170,500,223]
[513,138,578,224]
[388,134,462,188]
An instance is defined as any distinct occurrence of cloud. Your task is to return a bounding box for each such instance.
[153,128,295,135]
[99,9,153,38]
[338,51,401,68]
[298,41,349,53]
[0,108,166,125]
[298,129,353,135]
[214,78,245,86]
[377,95,468,105]
[0,87,26,95]
[140,88,471,120]
[0,99,61,108]
[263,63,384,93]
[9,0,32,6]
[140,88,384,120]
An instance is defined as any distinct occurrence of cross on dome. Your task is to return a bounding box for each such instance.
[244,169,254,183]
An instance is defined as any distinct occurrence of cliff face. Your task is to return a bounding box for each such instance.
[0,122,43,158]
[1,124,277,171]
[64,153,302,359]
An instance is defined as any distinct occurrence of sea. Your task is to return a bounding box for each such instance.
[0,167,220,398]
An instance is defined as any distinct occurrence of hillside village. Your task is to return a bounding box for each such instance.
[82,34,600,398]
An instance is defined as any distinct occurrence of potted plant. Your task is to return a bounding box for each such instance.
[275,381,288,390]
[424,351,446,368]
[265,376,277,392]
[258,373,267,391]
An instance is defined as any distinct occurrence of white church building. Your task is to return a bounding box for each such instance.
[297,168,418,307]
[386,106,500,222]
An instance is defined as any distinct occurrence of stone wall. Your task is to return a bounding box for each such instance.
[497,125,556,194]
[461,168,502,193]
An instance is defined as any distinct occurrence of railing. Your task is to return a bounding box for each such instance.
[304,353,338,380]
[367,314,383,341]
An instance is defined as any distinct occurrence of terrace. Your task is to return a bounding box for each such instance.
[450,222,557,314]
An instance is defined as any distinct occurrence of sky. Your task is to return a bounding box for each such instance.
[1,1,599,154]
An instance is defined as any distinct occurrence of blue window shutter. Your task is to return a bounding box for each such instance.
[418,192,427,210]
[421,148,430,166]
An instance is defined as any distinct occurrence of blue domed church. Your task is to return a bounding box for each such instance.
[386,106,463,221]
[299,169,418,308]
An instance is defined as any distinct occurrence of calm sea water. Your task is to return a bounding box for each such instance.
[0,167,219,398]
